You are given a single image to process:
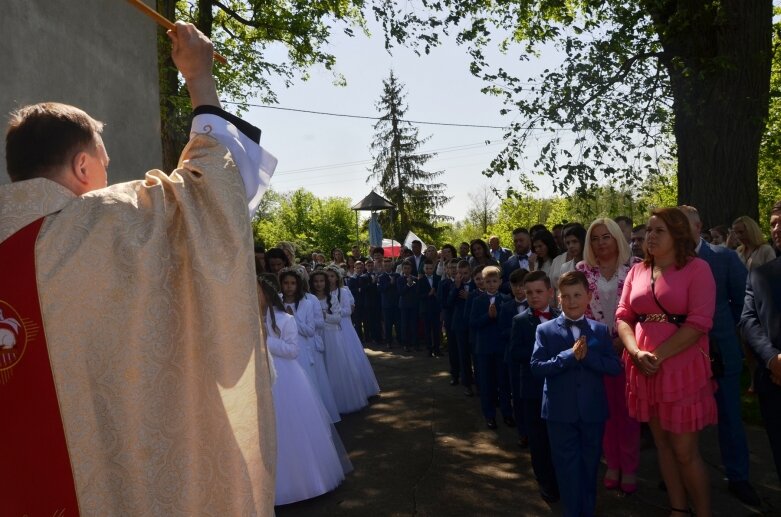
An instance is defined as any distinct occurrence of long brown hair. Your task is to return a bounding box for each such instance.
[257,273,285,337]
[643,207,696,269]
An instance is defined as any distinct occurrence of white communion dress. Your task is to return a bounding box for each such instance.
[266,309,352,506]
[317,294,370,414]
[283,294,341,423]
[335,287,381,397]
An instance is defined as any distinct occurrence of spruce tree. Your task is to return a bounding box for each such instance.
[369,71,448,244]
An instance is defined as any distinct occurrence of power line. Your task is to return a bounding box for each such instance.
[223,100,509,129]
[274,140,503,176]
[273,146,505,184]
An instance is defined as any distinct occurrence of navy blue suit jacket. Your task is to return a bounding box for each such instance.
[698,240,748,374]
[378,272,399,309]
[501,253,533,293]
[418,274,441,315]
[347,275,363,307]
[489,247,512,264]
[437,277,455,328]
[531,315,621,423]
[397,274,419,309]
[360,272,380,308]
[464,288,483,342]
[498,298,528,361]
[511,308,561,399]
[740,257,781,394]
[470,292,510,355]
[449,281,474,333]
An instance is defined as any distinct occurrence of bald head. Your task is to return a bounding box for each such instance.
[678,205,702,242]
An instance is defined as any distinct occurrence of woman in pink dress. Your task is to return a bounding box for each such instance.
[576,217,642,494]
[617,207,716,517]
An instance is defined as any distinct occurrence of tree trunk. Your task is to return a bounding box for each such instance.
[649,0,772,227]
[156,0,197,172]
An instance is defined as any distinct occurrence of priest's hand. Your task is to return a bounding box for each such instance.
[168,21,220,108]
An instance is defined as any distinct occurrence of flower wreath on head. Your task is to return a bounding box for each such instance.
[279,265,311,293]
[324,264,343,280]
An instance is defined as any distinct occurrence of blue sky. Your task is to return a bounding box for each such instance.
[242,17,561,221]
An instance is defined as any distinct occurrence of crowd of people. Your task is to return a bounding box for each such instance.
[5,19,781,517]
[256,205,781,516]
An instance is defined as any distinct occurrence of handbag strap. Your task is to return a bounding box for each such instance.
[650,260,681,327]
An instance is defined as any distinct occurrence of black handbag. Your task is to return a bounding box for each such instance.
[650,262,724,379]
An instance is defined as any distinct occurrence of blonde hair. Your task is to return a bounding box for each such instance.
[583,217,631,267]
[277,240,296,261]
[732,216,766,248]
[482,265,501,278]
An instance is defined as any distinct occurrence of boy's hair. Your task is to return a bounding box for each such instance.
[472,264,485,278]
[509,267,529,285]
[482,265,501,278]
[457,259,471,269]
[448,258,461,266]
[423,258,434,266]
[523,270,551,288]
[557,270,589,292]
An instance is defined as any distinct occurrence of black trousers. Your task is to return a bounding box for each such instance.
[445,324,460,381]
[455,328,473,387]
[758,381,781,485]
[523,397,558,497]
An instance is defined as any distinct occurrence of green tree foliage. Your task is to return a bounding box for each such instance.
[252,188,357,258]
[368,71,449,244]
[372,0,772,225]
[757,18,781,233]
[489,195,569,246]
[155,0,367,169]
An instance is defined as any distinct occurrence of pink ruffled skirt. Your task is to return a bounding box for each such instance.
[625,340,717,434]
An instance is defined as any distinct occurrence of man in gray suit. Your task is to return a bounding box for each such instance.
[740,200,781,485]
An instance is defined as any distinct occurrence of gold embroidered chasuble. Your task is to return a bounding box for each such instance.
[0,133,276,515]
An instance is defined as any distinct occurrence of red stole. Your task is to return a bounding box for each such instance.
[0,218,80,515]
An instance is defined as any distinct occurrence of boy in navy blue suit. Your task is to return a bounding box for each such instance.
[419,259,442,357]
[510,270,559,503]
[464,265,486,395]
[470,265,513,429]
[349,261,365,340]
[378,257,400,347]
[498,267,529,446]
[531,270,621,517]
[438,259,460,382]
[397,260,419,352]
[361,259,381,345]
[449,260,475,395]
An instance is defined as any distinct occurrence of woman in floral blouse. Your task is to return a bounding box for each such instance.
[576,217,642,494]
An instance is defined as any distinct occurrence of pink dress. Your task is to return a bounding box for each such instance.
[616,258,717,433]
[578,258,641,475]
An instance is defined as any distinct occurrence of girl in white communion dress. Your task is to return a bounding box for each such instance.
[257,274,352,506]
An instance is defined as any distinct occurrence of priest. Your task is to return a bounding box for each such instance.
[0,22,277,515]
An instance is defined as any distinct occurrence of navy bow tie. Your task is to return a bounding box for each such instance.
[565,318,588,331]
[517,254,528,260]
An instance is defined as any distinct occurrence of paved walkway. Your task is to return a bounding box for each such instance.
[277,344,781,516]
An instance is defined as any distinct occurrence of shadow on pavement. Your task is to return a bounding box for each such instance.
[277,344,781,516]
